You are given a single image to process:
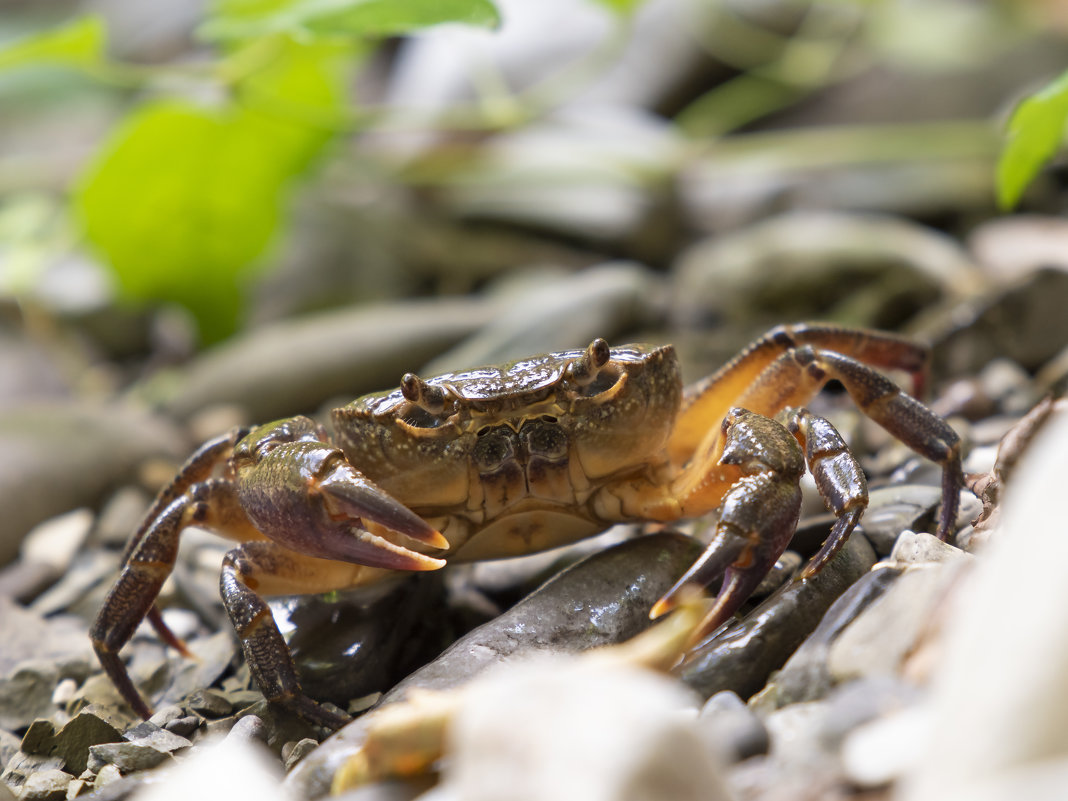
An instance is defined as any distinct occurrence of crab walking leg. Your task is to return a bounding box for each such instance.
[678,345,962,540]
[91,478,262,719]
[669,324,929,465]
[220,542,395,730]
[118,429,247,651]
[782,407,868,577]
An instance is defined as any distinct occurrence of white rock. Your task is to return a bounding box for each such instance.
[900,411,1068,801]
[19,508,93,571]
[129,736,291,801]
[432,656,729,801]
[841,706,931,788]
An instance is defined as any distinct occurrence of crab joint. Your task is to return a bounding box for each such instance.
[569,338,611,386]
[401,373,447,415]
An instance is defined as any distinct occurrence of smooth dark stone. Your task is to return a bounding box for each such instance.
[752,565,903,711]
[675,531,876,701]
[286,532,705,799]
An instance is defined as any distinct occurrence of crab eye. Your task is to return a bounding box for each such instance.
[568,338,611,387]
[401,372,447,416]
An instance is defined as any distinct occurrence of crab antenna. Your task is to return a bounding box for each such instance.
[401,373,446,415]
[570,338,611,386]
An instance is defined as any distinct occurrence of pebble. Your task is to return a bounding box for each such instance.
[86,742,173,775]
[436,656,729,801]
[183,691,231,719]
[840,706,930,789]
[17,767,70,801]
[697,691,770,763]
[282,738,318,772]
[889,530,971,566]
[856,485,942,553]
[752,565,902,711]
[51,713,125,775]
[818,675,922,747]
[287,533,706,799]
[828,561,967,683]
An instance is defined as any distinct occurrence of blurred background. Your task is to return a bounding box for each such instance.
[3,0,1068,589]
[3,2,1068,797]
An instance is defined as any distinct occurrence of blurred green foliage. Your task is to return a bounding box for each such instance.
[0,0,502,343]
[998,68,1068,211]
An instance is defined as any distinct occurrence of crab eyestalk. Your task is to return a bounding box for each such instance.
[401,373,447,415]
[569,338,611,386]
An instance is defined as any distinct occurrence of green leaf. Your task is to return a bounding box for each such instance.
[997,68,1068,210]
[0,16,106,72]
[74,40,349,343]
[202,0,500,41]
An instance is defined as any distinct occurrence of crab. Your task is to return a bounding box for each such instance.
[91,323,963,730]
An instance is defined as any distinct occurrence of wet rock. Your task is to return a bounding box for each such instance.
[122,723,190,756]
[287,532,705,798]
[158,298,496,422]
[697,691,770,763]
[857,485,942,553]
[675,531,876,701]
[0,402,184,566]
[435,657,729,801]
[751,563,901,713]
[16,767,70,801]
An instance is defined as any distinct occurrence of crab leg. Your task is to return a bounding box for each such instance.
[668,324,929,465]
[91,478,260,719]
[676,338,962,541]
[219,541,399,730]
[654,407,870,643]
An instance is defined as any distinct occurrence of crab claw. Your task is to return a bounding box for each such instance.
[649,526,746,622]
[310,463,449,571]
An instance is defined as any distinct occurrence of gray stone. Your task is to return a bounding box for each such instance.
[829,562,968,683]
[162,717,199,738]
[0,664,59,732]
[183,690,231,718]
[146,707,184,730]
[225,715,268,745]
[857,485,942,553]
[0,402,183,566]
[16,768,70,801]
[123,723,190,755]
[0,753,64,795]
[819,676,922,747]
[697,692,769,763]
[889,530,972,566]
[282,739,319,772]
[752,566,903,712]
[86,742,172,774]
[52,713,124,775]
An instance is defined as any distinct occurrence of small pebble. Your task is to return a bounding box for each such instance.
[50,681,77,708]
[697,691,769,763]
[86,742,172,774]
[889,530,971,566]
[282,738,318,771]
[147,707,184,730]
[20,721,56,756]
[184,690,231,719]
[92,764,122,788]
[63,778,86,799]
[858,485,942,553]
[52,713,124,775]
[840,706,930,789]
[17,767,70,801]
[162,717,200,738]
